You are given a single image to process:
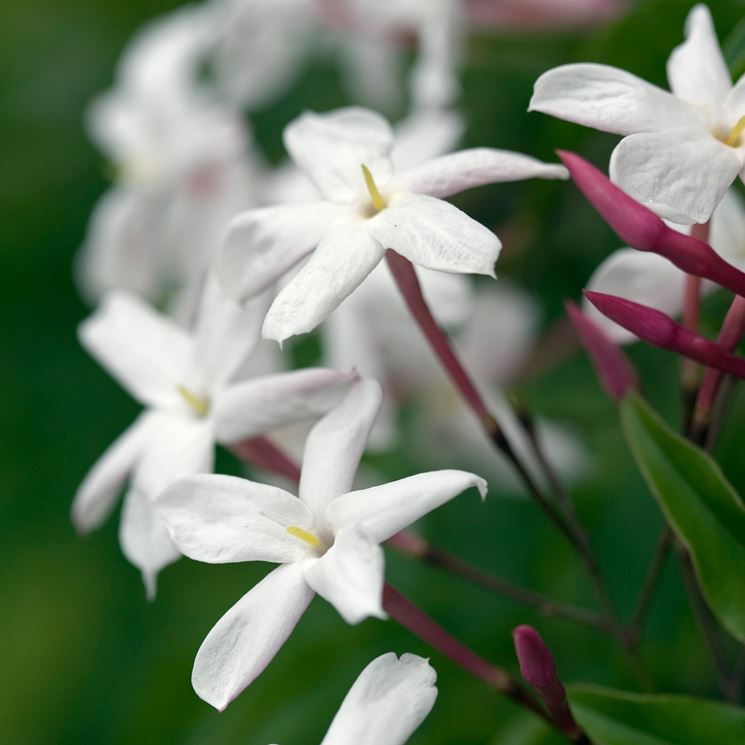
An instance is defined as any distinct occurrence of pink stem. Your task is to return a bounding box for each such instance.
[681,223,709,397]
[692,295,745,435]
[385,250,493,424]
[230,436,301,482]
[382,584,550,722]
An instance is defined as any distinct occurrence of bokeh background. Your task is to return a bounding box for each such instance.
[3,0,745,743]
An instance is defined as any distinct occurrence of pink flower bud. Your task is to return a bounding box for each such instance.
[585,291,745,378]
[513,625,556,689]
[566,301,638,401]
[558,151,745,298]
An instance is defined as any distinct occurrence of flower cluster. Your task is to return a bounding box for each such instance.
[73,1,745,742]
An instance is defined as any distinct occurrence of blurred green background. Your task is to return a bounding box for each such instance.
[3,1,745,743]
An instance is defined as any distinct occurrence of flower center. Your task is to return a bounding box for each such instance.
[724,115,745,147]
[177,385,210,417]
[286,525,323,549]
[361,163,386,215]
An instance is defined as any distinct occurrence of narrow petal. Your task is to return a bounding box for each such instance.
[218,202,340,302]
[119,487,181,600]
[303,527,385,624]
[667,4,731,109]
[299,378,382,517]
[610,128,744,224]
[192,562,315,710]
[133,413,215,498]
[72,414,151,533]
[393,148,567,199]
[584,249,687,344]
[79,292,192,408]
[320,653,437,745]
[262,220,385,344]
[529,63,698,135]
[327,470,487,544]
[283,107,394,202]
[156,474,315,564]
[214,368,356,444]
[368,194,500,276]
[187,278,265,392]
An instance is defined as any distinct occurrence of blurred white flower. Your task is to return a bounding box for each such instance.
[530,4,745,224]
[220,106,567,344]
[314,652,437,745]
[466,0,625,30]
[156,379,485,709]
[406,286,587,491]
[73,283,354,597]
[77,4,259,316]
[585,190,745,343]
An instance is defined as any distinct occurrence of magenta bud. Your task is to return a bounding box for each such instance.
[585,291,745,379]
[566,300,638,401]
[513,625,557,689]
[558,150,745,298]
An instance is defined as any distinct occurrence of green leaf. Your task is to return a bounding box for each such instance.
[725,16,745,79]
[620,392,745,642]
[568,686,745,745]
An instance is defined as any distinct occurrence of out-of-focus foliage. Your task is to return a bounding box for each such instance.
[3,1,745,744]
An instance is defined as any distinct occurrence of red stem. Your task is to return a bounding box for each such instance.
[229,436,301,482]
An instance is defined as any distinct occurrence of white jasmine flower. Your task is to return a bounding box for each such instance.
[530,4,745,224]
[306,653,437,745]
[220,106,567,344]
[585,189,745,343]
[406,286,587,491]
[156,379,486,709]
[73,285,354,597]
[79,4,258,313]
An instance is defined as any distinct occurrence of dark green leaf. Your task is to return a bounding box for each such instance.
[621,392,745,642]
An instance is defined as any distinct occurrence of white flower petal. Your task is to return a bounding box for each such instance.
[610,128,744,224]
[299,379,383,517]
[262,220,385,344]
[667,4,731,110]
[192,561,315,710]
[214,368,355,443]
[79,292,192,408]
[218,202,340,302]
[393,148,567,199]
[320,653,437,745]
[529,63,698,135]
[156,474,314,564]
[133,413,215,498]
[303,527,385,624]
[283,107,394,202]
[710,189,745,271]
[584,249,687,344]
[119,486,181,600]
[187,278,265,393]
[391,108,464,171]
[369,194,500,276]
[72,413,152,533]
[327,470,486,544]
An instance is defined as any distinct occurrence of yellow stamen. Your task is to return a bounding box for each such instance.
[726,115,745,147]
[287,526,322,548]
[361,164,386,212]
[177,385,210,417]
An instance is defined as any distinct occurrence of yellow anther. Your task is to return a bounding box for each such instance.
[361,164,386,212]
[286,526,322,548]
[177,385,210,417]
[726,115,745,147]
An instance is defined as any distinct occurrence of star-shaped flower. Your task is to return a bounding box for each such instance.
[156,378,486,709]
[530,4,745,224]
[218,106,567,344]
[284,652,437,745]
[73,284,354,596]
